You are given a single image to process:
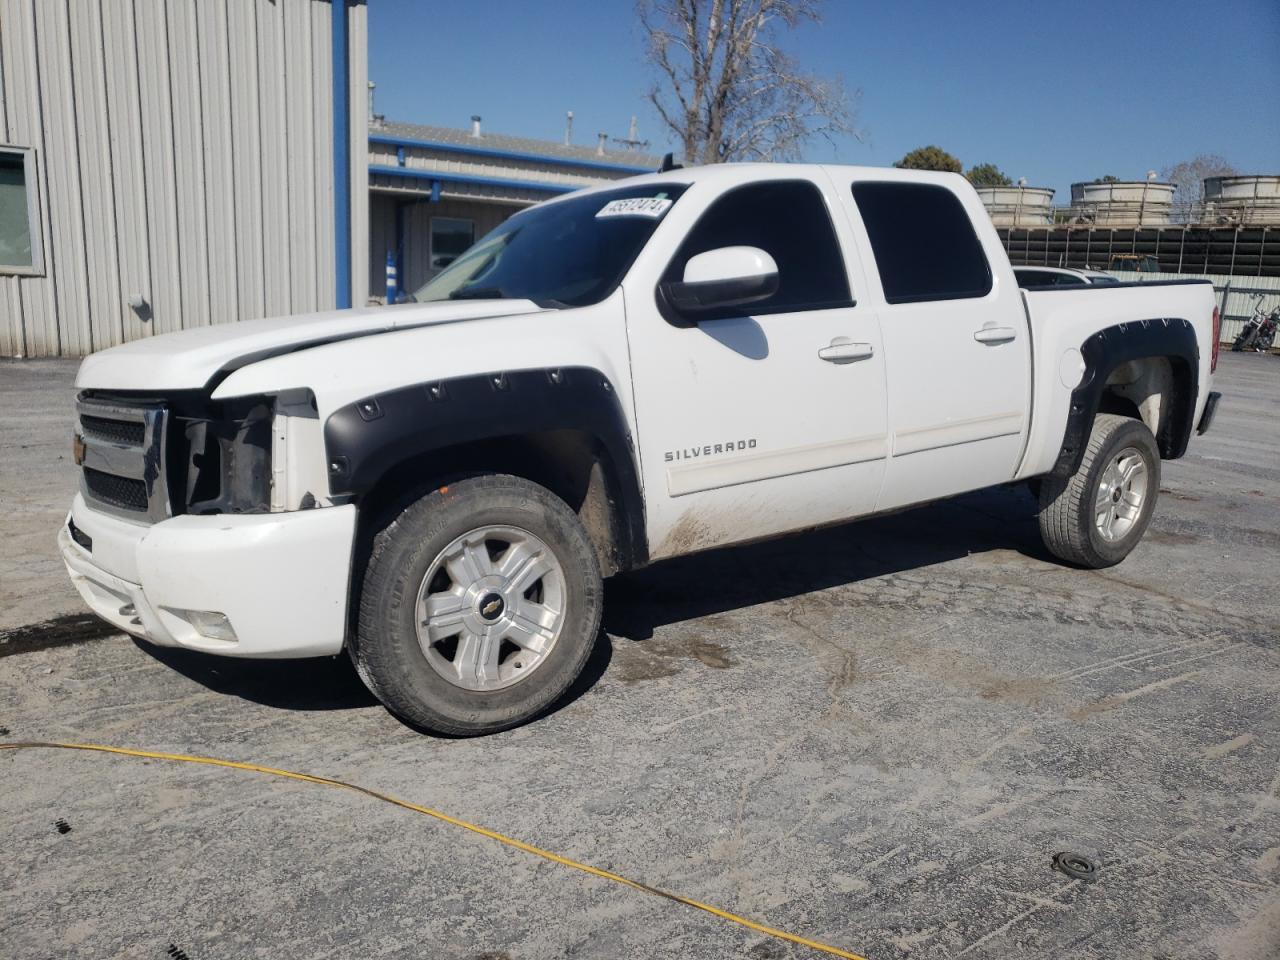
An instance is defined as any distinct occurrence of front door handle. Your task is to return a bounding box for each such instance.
[974,324,1017,345]
[818,338,875,364]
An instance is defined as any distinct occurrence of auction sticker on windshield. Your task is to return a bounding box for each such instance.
[595,196,673,219]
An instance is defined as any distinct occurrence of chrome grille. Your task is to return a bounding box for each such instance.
[80,413,146,446]
[83,467,149,511]
[76,398,170,522]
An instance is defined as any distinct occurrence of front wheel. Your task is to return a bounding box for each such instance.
[1037,414,1161,569]
[351,474,603,736]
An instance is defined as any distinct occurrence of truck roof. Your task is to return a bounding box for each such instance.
[536,162,973,206]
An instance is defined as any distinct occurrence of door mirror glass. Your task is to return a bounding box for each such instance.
[662,246,779,316]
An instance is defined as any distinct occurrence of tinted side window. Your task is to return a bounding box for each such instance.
[665,180,852,315]
[852,182,992,304]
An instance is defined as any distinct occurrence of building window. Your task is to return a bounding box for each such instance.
[0,147,41,274]
[430,218,475,272]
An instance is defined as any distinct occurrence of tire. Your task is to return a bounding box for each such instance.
[1037,414,1161,569]
[351,474,603,736]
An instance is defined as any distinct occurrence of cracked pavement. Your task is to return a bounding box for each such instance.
[1,352,1278,959]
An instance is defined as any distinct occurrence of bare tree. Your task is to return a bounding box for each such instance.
[638,0,859,164]
[1161,154,1238,205]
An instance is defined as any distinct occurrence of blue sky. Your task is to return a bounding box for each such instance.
[368,0,1279,201]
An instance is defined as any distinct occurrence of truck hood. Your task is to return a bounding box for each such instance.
[75,299,546,392]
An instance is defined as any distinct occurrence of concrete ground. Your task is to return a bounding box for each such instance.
[1,352,1277,960]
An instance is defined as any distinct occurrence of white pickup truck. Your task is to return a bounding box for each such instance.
[62,164,1223,735]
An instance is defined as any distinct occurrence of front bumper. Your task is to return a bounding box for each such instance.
[59,493,357,658]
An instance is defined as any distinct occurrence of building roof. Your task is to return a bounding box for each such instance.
[372,119,664,171]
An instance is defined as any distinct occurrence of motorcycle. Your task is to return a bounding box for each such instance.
[1232,294,1280,353]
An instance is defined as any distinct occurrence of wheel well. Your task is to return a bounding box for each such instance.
[1097,354,1194,458]
[355,429,635,579]
[1051,322,1199,479]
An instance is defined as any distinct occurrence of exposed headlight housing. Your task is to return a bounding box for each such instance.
[180,398,273,515]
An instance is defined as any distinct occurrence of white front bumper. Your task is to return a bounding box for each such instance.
[60,494,357,658]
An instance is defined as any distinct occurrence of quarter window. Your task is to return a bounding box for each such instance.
[852,181,991,304]
[664,180,852,316]
[0,147,40,273]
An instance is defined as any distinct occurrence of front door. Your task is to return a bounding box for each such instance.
[622,173,889,560]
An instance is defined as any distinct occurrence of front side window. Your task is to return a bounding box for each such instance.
[852,181,991,304]
[663,180,852,315]
[0,148,39,273]
[413,183,688,308]
[429,217,474,271]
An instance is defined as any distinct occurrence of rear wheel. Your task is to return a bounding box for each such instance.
[352,474,603,736]
[1037,414,1161,569]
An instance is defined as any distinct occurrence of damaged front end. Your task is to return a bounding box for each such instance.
[179,398,274,515]
[74,390,295,523]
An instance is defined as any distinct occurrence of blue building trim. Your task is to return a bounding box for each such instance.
[331,0,351,309]
[369,165,582,196]
[368,133,653,176]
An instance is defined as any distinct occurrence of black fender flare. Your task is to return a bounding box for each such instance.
[324,366,647,567]
[1050,319,1199,478]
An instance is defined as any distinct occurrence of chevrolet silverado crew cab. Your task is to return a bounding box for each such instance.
[62,164,1223,735]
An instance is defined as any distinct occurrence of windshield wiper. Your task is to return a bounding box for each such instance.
[448,286,506,300]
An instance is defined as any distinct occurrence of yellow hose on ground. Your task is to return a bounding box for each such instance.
[1,740,870,960]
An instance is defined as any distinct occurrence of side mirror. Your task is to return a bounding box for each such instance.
[661,246,779,319]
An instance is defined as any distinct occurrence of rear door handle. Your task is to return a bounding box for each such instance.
[818,338,875,364]
[974,324,1017,345]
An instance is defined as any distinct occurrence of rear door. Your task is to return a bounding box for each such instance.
[839,176,1032,511]
[621,173,889,559]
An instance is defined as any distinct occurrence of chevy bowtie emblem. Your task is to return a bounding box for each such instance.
[73,432,86,466]
[479,594,505,620]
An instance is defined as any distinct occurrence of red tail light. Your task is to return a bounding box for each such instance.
[1211,306,1221,373]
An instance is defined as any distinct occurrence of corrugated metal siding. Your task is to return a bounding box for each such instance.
[0,0,368,358]
[1108,270,1280,342]
[369,166,564,207]
[367,140,617,191]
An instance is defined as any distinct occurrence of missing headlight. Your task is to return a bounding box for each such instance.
[181,400,273,515]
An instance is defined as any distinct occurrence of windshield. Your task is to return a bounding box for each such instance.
[412,183,688,308]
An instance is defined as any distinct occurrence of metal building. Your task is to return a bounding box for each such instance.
[367,117,659,301]
[0,0,369,358]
